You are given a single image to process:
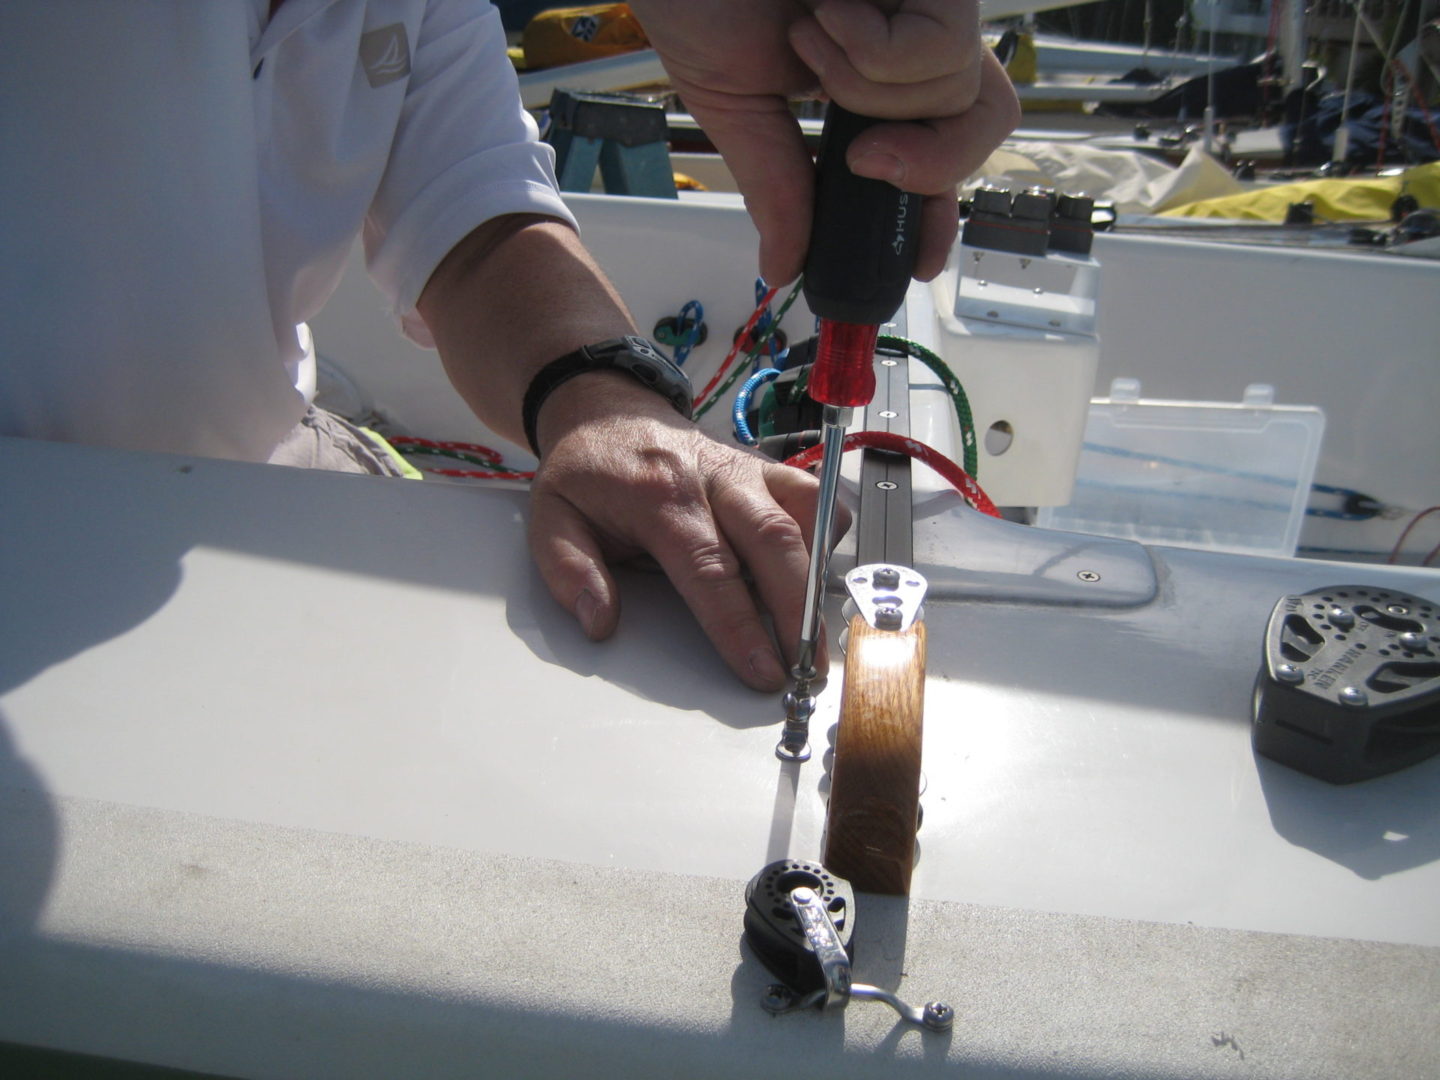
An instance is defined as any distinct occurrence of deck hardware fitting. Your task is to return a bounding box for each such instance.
[1254,586,1440,783]
[845,564,927,634]
[776,692,815,762]
[746,862,952,1033]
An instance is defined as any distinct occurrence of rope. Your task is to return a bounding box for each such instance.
[669,299,705,366]
[875,335,979,479]
[694,278,803,419]
[733,368,782,446]
[693,284,778,411]
[389,436,534,480]
[1387,505,1440,564]
[784,430,1001,517]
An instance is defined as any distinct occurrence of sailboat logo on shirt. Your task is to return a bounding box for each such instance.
[359,24,411,88]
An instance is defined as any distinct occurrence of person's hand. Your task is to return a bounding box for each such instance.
[630,0,1020,284]
[526,373,834,692]
[418,218,843,692]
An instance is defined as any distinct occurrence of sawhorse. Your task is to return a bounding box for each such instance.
[545,88,677,198]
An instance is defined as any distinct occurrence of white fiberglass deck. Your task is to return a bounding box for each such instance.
[3,194,1439,1077]
[3,433,1438,1078]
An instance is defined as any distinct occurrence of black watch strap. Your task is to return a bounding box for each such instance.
[521,335,693,456]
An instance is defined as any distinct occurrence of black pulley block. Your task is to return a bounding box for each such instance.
[742,859,855,994]
[1253,586,1440,783]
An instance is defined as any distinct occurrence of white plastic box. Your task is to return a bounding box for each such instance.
[1036,379,1326,557]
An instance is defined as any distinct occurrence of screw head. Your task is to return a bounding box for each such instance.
[923,1002,955,1031]
[872,567,902,589]
[1076,570,1101,582]
[1274,663,1304,684]
[762,985,799,1013]
[875,605,903,631]
[1338,686,1369,707]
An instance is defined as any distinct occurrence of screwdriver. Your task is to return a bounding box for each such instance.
[777,104,921,762]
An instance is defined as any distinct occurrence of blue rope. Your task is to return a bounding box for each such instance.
[671,299,704,366]
[733,368,782,445]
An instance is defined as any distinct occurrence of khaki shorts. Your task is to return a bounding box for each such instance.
[266,405,411,478]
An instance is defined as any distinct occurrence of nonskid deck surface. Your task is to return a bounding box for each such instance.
[2,435,1437,1077]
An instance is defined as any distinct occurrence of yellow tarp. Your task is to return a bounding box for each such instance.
[1161,161,1440,222]
[1002,32,1037,85]
[522,4,648,70]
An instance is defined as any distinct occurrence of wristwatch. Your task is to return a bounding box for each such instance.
[521,335,693,455]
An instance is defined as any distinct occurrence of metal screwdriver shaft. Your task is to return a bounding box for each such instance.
[776,104,921,762]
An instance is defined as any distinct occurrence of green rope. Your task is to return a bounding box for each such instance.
[876,335,978,478]
[694,279,806,420]
[394,444,529,474]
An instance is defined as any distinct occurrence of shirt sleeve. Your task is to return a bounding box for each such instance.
[363,0,578,346]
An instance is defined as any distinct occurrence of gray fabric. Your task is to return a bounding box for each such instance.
[265,405,407,477]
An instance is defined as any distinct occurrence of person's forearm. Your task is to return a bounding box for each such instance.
[415,213,645,450]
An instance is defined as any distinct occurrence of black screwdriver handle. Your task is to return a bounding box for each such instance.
[802,104,922,326]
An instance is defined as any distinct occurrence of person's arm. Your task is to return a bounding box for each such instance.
[416,214,824,692]
[629,0,1021,284]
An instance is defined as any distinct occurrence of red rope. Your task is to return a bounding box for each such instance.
[388,435,509,462]
[1387,505,1440,564]
[784,430,1001,517]
[421,466,535,480]
[693,286,780,409]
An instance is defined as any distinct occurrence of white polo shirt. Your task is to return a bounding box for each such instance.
[0,0,576,461]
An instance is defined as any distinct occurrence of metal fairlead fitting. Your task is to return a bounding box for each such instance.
[775,563,928,763]
[743,860,954,1033]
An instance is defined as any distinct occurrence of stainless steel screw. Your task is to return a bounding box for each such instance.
[1338,686,1369,707]
[923,1002,955,1031]
[1275,663,1304,684]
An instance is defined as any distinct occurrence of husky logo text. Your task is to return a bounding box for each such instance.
[892,192,910,256]
[569,15,601,42]
[359,24,411,88]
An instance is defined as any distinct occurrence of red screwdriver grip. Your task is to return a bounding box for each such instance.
[808,319,879,408]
